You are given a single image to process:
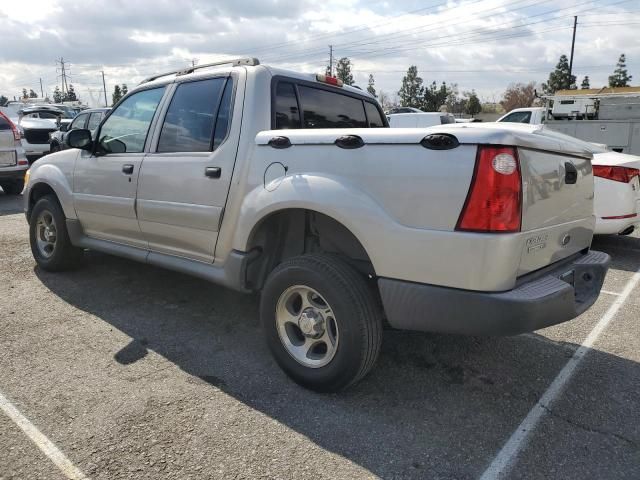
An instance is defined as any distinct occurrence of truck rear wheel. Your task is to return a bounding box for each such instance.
[260,254,382,392]
[29,195,84,271]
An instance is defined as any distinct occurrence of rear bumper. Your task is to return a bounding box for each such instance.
[595,216,640,235]
[379,250,610,335]
[0,168,28,182]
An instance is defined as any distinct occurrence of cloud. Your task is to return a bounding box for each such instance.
[1,0,638,105]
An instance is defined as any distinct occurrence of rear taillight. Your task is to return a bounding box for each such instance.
[456,145,522,233]
[593,165,640,183]
[0,111,20,141]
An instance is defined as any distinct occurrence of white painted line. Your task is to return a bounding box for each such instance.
[601,290,622,297]
[0,390,88,479]
[479,267,640,480]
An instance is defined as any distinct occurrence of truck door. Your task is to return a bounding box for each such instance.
[136,75,239,263]
[73,87,166,248]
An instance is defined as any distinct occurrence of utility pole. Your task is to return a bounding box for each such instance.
[329,45,334,76]
[39,78,44,98]
[56,57,71,98]
[568,16,577,86]
[101,71,108,107]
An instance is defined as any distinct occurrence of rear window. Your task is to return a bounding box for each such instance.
[0,116,10,130]
[500,111,532,124]
[298,85,367,128]
[440,115,455,124]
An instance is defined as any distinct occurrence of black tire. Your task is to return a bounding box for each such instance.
[29,195,83,271]
[1,180,24,195]
[260,254,382,392]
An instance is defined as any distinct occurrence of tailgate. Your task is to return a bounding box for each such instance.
[518,145,594,277]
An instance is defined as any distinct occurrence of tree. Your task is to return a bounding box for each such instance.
[335,58,354,86]
[542,55,576,94]
[64,84,77,101]
[608,54,632,87]
[122,84,128,96]
[112,85,122,105]
[398,66,424,108]
[22,88,28,99]
[367,74,376,97]
[501,82,536,112]
[377,90,395,111]
[0,95,8,106]
[422,81,454,112]
[53,86,63,103]
[581,76,590,89]
[29,89,38,98]
[465,91,482,116]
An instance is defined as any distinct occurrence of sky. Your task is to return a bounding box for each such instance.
[1,0,639,107]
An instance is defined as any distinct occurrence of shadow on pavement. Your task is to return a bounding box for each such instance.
[0,192,23,216]
[34,247,640,479]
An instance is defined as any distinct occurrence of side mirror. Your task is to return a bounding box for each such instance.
[67,129,93,151]
[60,123,69,132]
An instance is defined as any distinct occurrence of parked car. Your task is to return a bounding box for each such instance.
[50,108,110,152]
[24,58,609,392]
[12,106,66,163]
[0,111,29,195]
[387,112,455,127]
[589,147,640,235]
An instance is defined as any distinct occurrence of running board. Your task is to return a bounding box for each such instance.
[66,219,251,292]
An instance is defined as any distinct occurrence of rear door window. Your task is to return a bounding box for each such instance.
[274,82,301,129]
[297,85,367,128]
[0,116,11,130]
[364,102,385,127]
[157,77,229,152]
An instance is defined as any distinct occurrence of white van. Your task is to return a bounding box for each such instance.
[387,112,456,128]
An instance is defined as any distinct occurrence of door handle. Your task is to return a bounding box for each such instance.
[205,167,221,178]
[122,164,134,175]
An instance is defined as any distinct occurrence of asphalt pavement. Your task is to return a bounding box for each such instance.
[0,190,638,479]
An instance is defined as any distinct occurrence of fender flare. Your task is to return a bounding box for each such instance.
[28,163,76,220]
[233,174,396,270]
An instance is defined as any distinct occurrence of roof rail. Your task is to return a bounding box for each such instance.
[139,57,260,85]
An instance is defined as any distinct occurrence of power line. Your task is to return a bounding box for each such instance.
[263,0,632,65]
[262,0,560,63]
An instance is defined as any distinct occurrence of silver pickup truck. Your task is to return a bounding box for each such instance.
[24,58,609,391]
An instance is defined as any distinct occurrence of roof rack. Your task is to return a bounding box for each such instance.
[139,57,260,85]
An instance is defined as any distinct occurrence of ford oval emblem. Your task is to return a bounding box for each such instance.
[561,234,571,246]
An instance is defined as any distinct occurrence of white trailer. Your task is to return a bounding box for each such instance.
[497,87,640,155]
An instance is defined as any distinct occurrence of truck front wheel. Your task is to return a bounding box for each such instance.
[260,254,382,392]
[29,195,84,271]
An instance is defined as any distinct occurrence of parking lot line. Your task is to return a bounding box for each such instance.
[0,390,88,480]
[479,267,640,480]
[600,290,622,296]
